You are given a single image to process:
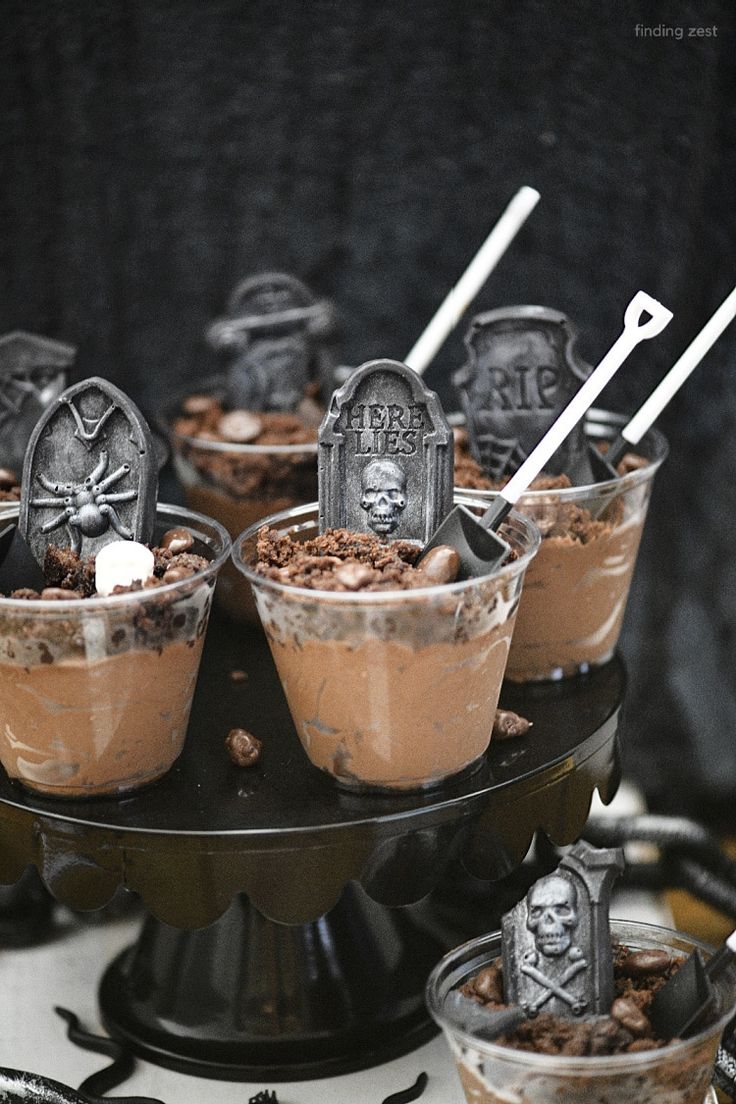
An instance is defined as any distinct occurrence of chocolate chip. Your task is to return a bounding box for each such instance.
[620,949,671,977]
[217,410,263,443]
[333,562,375,590]
[492,709,533,740]
[160,527,195,554]
[40,587,81,600]
[229,669,248,683]
[473,964,504,1004]
[0,467,19,490]
[416,545,460,585]
[226,728,262,767]
[182,394,220,416]
[611,997,652,1037]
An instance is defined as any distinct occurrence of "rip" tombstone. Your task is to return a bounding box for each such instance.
[206,272,339,412]
[502,841,624,1018]
[318,359,453,543]
[454,306,595,483]
[20,377,158,566]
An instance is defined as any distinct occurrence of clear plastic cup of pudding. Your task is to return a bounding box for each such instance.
[426,920,736,1104]
[454,411,668,682]
[232,497,540,792]
[0,503,230,798]
[164,385,319,622]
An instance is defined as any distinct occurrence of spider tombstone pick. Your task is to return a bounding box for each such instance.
[19,377,158,567]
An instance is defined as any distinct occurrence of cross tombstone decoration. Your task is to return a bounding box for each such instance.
[453,306,595,483]
[0,331,76,474]
[318,359,454,543]
[206,272,339,412]
[502,841,624,1019]
[19,377,158,567]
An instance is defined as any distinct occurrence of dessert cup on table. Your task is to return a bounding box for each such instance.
[455,411,668,682]
[427,920,736,1104]
[0,503,230,799]
[232,497,540,793]
[164,387,318,623]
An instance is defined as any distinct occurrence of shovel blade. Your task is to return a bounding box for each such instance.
[649,949,715,1039]
[445,992,526,1041]
[421,505,510,580]
[0,524,46,595]
[587,441,619,483]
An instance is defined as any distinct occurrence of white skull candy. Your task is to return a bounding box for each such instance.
[360,458,407,535]
[526,875,579,957]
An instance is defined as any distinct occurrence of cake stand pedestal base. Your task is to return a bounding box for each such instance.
[100,885,444,1081]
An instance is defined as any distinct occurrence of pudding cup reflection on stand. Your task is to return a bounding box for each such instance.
[426,920,736,1104]
[166,409,317,624]
[0,503,230,799]
[457,413,668,683]
[232,498,540,792]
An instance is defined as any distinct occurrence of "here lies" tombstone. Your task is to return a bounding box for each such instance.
[453,306,595,483]
[318,359,453,543]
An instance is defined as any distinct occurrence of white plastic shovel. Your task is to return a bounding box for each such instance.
[419,291,674,579]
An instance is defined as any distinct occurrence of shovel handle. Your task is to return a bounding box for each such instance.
[621,283,736,447]
[500,291,673,506]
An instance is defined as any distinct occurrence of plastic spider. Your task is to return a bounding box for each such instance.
[31,449,136,553]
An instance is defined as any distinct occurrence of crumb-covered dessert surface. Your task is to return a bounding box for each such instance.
[170,394,320,501]
[5,542,208,600]
[458,942,685,1056]
[254,525,516,591]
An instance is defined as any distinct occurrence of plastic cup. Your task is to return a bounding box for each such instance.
[232,498,540,792]
[455,412,668,682]
[0,503,230,798]
[165,397,317,623]
[426,919,736,1104]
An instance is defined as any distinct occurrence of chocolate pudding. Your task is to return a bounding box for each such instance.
[233,501,540,791]
[453,419,668,681]
[427,920,736,1104]
[168,392,319,621]
[0,505,230,798]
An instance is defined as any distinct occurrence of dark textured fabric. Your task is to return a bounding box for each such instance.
[1,0,735,819]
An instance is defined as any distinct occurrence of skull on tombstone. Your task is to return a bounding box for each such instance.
[526,875,579,958]
[360,458,407,536]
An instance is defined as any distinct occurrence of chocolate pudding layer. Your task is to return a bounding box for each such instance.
[234,501,540,791]
[167,392,319,621]
[427,921,736,1104]
[0,506,229,798]
[454,420,667,682]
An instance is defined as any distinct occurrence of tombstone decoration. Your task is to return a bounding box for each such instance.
[318,359,453,543]
[206,272,340,412]
[0,331,76,474]
[19,377,158,567]
[453,306,595,483]
[502,840,624,1019]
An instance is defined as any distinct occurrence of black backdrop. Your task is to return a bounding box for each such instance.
[1,0,735,822]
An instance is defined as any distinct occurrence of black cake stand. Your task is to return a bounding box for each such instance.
[0,612,625,1081]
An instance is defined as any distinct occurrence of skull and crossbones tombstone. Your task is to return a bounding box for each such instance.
[318,359,453,542]
[0,331,76,475]
[206,272,339,412]
[502,841,624,1018]
[19,377,158,567]
[453,306,595,484]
